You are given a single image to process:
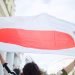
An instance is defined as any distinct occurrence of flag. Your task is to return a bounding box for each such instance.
[0,14,75,56]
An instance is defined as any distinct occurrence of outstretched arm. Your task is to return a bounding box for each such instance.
[63,60,75,74]
[0,53,16,75]
[60,60,75,75]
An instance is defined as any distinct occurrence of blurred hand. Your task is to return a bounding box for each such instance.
[0,53,6,64]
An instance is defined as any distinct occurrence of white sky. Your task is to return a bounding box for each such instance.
[15,0,75,74]
[15,0,75,24]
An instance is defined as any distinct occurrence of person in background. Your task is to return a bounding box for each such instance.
[0,53,41,75]
[22,62,41,75]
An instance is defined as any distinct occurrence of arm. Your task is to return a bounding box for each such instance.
[64,60,75,74]
[62,60,75,75]
[0,53,6,64]
[0,54,16,75]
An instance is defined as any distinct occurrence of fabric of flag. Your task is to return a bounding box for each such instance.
[0,14,75,56]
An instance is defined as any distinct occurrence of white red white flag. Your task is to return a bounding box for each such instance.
[0,14,75,56]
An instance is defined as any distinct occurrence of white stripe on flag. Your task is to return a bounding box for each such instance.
[0,14,75,56]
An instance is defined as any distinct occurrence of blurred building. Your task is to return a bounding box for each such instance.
[0,0,15,16]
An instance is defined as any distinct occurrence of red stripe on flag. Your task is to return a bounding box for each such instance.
[0,28,75,50]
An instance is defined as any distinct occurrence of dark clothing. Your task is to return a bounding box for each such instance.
[62,69,68,75]
[3,63,17,75]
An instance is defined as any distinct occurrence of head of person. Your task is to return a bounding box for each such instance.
[22,62,41,75]
[13,68,20,75]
